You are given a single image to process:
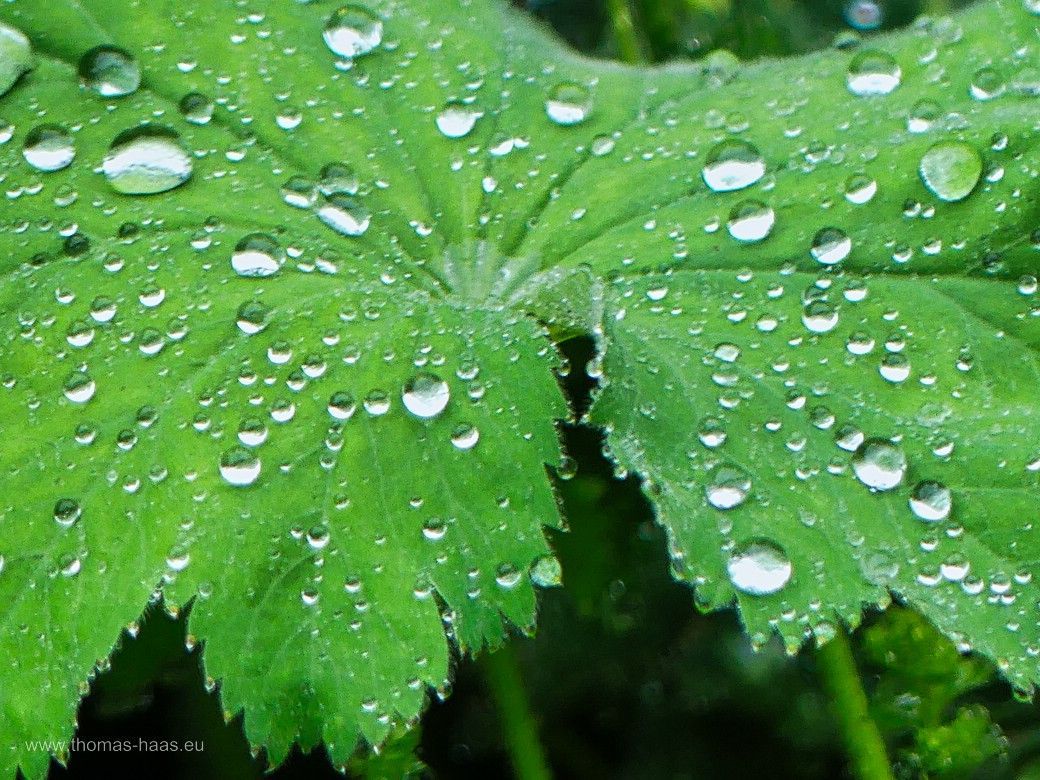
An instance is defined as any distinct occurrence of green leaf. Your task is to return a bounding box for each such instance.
[2,0,1040,776]
[589,0,1040,679]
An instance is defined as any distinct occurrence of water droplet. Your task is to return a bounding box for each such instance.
[530,554,562,587]
[63,371,96,404]
[236,300,270,335]
[495,562,522,589]
[918,140,981,202]
[705,464,752,510]
[846,50,901,96]
[727,539,792,595]
[852,438,906,491]
[319,162,359,196]
[844,174,877,205]
[402,373,450,418]
[23,124,75,172]
[810,227,852,265]
[726,200,774,242]
[0,21,33,98]
[323,5,383,59]
[179,92,214,125]
[102,125,192,195]
[363,390,391,416]
[435,101,481,138]
[54,498,82,527]
[970,67,1005,101]
[281,175,317,208]
[450,423,479,450]
[909,480,952,521]
[219,447,261,486]
[545,82,592,126]
[232,233,284,278]
[590,135,615,156]
[328,391,357,421]
[79,45,140,97]
[702,139,765,192]
[907,99,940,133]
[317,195,370,237]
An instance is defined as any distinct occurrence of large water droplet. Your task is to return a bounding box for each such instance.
[232,233,284,278]
[727,539,792,595]
[545,82,592,126]
[846,50,901,96]
[909,480,952,521]
[705,464,752,509]
[402,373,450,418]
[0,21,33,98]
[102,125,192,195]
[918,140,982,202]
[79,45,140,97]
[852,438,906,491]
[219,447,261,486]
[23,124,75,172]
[702,139,765,192]
[323,5,383,59]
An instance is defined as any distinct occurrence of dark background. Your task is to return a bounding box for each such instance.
[36,2,1040,779]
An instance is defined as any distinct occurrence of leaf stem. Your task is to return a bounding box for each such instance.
[816,629,896,780]
[606,0,644,63]
[482,643,553,780]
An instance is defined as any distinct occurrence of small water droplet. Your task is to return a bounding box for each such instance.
[435,101,481,138]
[810,227,852,265]
[702,139,765,192]
[402,373,450,418]
[726,200,774,242]
[706,464,752,510]
[63,371,96,403]
[495,562,522,589]
[530,554,562,587]
[909,480,952,521]
[79,45,140,97]
[179,92,214,125]
[54,498,82,527]
[23,124,75,172]
[918,140,982,202]
[545,82,592,126]
[846,50,901,96]
[317,195,370,237]
[450,423,479,450]
[232,233,284,278]
[844,174,877,205]
[323,5,383,59]
[852,438,906,491]
[219,447,261,486]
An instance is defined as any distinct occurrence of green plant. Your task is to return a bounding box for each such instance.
[1,0,1039,777]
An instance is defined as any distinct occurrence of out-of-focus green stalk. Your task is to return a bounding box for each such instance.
[483,643,553,780]
[817,630,896,780]
[606,0,644,63]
